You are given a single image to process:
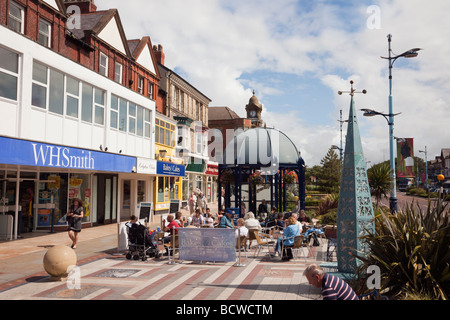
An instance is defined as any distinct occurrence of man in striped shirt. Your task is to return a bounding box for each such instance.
[304,264,358,300]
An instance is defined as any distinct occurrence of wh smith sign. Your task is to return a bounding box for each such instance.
[0,136,136,172]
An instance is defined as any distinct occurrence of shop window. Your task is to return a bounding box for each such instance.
[68,174,91,223]
[0,46,19,101]
[137,180,146,203]
[157,177,164,202]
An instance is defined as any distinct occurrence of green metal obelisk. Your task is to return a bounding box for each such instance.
[336,81,375,274]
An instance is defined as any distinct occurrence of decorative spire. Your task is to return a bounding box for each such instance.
[336,80,374,274]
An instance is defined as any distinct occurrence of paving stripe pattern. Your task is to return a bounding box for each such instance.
[0,250,323,300]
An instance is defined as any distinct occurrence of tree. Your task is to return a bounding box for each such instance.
[367,162,391,208]
[318,148,341,193]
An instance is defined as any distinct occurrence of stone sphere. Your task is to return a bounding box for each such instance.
[43,245,77,280]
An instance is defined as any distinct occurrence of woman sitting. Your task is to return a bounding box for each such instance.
[273,216,300,260]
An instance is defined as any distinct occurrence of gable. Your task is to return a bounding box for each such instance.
[41,0,64,13]
[97,15,127,55]
[136,43,156,75]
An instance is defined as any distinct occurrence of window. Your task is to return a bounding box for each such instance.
[81,83,93,122]
[119,97,127,132]
[155,119,175,147]
[32,61,48,108]
[94,88,105,125]
[49,69,64,115]
[38,19,51,48]
[0,46,19,101]
[9,1,24,34]
[144,109,151,138]
[114,62,122,83]
[148,82,153,99]
[128,102,136,134]
[110,94,118,129]
[99,52,108,77]
[66,76,80,118]
[138,76,144,95]
[136,106,143,136]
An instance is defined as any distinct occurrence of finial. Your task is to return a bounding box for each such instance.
[252,89,255,96]
[338,80,367,96]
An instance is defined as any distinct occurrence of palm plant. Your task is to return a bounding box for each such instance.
[355,194,450,300]
[367,163,391,208]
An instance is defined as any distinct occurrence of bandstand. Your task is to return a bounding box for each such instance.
[218,127,305,216]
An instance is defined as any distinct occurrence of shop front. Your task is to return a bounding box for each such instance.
[0,136,137,240]
[153,161,185,218]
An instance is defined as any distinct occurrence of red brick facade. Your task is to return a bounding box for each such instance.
[1,0,160,101]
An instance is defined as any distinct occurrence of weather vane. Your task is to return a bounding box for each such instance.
[338,80,367,96]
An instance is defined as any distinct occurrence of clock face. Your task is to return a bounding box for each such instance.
[250,110,256,117]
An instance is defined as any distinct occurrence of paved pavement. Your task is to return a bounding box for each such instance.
[0,206,327,303]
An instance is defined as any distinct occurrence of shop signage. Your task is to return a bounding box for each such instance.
[136,158,157,174]
[156,161,185,177]
[0,136,136,173]
[205,164,218,176]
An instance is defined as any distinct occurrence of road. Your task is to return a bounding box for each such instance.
[378,191,446,213]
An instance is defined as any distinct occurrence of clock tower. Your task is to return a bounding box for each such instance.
[245,90,264,127]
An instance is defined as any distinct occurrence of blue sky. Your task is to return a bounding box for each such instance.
[100,0,450,167]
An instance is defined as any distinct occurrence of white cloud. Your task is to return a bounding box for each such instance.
[99,0,450,166]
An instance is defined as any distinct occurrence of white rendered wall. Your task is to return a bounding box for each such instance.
[0,25,155,159]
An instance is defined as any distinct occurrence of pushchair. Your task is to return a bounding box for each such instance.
[125,223,161,261]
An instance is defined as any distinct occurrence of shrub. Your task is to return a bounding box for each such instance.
[355,197,450,300]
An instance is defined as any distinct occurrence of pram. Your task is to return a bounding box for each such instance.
[125,223,161,261]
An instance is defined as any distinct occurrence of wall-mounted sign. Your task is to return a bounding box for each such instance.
[156,161,185,177]
[0,136,136,173]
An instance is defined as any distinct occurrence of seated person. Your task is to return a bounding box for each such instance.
[261,206,278,228]
[218,210,234,229]
[174,211,185,227]
[162,214,179,254]
[235,218,248,238]
[204,211,215,228]
[243,211,262,231]
[192,209,204,226]
[273,216,301,260]
[125,214,139,229]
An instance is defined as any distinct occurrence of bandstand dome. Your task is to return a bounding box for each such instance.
[223,127,301,167]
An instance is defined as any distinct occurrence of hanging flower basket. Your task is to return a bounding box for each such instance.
[220,169,235,184]
[283,171,297,184]
[249,171,265,186]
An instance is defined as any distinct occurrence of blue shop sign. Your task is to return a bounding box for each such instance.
[156,161,185,177]
[0,136,136,173]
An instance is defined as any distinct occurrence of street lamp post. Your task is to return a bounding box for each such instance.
[378,34,421,212]
[419,146,428,191]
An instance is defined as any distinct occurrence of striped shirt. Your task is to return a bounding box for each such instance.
[322,274,358,300]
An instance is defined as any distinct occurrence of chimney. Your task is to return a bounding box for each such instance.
[64,0,97,13]
[153,44,165,65]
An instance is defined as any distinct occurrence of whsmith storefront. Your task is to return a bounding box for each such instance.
[0,136,141,240]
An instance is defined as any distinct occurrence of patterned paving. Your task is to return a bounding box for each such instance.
[0,247,324,300]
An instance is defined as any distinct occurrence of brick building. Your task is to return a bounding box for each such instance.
[0,0,187,239]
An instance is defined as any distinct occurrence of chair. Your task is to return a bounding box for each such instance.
[247,229,258,249]
[164,234,179,261]
[324,225,337,262]
[253,231,275,258]
[235,235,248,259]
[280,235,312,262]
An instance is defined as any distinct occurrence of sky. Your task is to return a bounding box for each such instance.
[98,0,450,167]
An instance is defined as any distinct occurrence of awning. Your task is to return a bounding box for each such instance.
[186,157,205,173]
